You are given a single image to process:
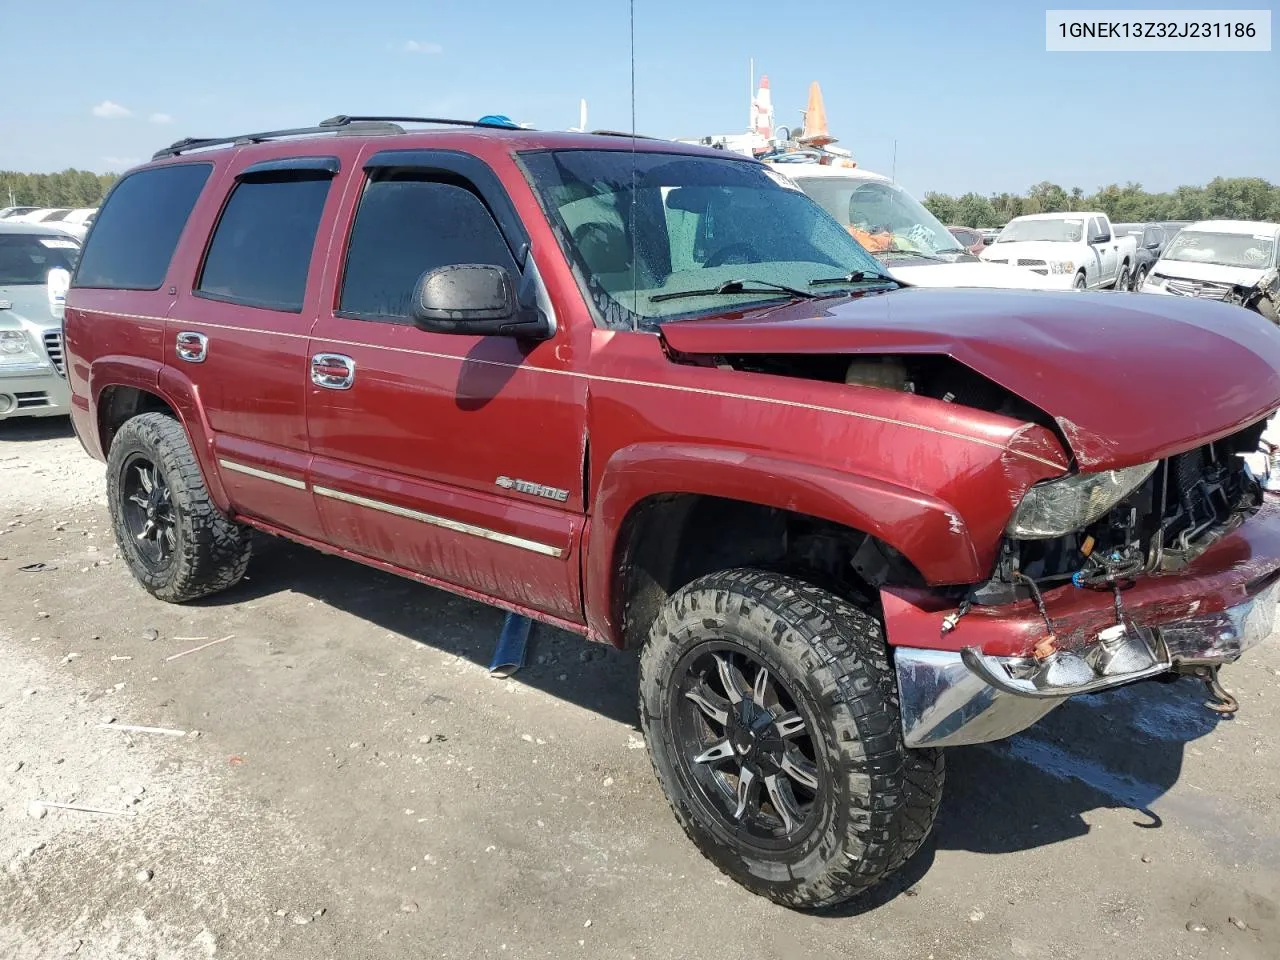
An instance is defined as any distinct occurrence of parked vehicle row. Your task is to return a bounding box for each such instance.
[0,206,97,239]
[60,115,1280,910]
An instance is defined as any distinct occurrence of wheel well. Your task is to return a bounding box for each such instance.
[612,494,924,650]
[98,386,176,455]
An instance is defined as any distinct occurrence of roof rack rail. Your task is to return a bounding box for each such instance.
[152,114,535,160]
[588,129,658,140]
[318,114,531,130]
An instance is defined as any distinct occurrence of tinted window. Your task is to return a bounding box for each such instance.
[339,176,516,320]
[196,174,331,312]
[0,233,80,285]
[73,164,211,290]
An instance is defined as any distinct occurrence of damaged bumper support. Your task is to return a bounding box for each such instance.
[890,499,1280,748]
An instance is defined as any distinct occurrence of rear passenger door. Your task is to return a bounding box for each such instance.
[164,155,342,539]
[305,150,588,623]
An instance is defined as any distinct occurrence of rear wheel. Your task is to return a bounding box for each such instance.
[639,568,944,910]
[107,413,251,602]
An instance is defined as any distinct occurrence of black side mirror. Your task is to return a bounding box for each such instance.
[411,264,552,340]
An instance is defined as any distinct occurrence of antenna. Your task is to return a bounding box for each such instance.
[628,0,638,329]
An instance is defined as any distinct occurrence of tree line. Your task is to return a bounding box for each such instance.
[923,177,1280,227]
[1,170,119,209]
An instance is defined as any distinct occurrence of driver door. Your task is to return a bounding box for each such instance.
[305,150,588,622]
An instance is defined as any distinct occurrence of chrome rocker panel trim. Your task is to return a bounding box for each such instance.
[897,579,1280,748]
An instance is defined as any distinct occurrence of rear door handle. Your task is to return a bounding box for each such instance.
[311,353,356,390]
[175,331,208,363]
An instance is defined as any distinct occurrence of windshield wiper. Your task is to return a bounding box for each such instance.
[649,279,818,303]
[932,247,968,255]
[872,246,947,261]
[809,269,900,287]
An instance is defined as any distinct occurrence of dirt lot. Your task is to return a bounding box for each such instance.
[2,417,1279,960]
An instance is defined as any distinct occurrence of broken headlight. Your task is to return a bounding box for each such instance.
[1006,462,1157,539]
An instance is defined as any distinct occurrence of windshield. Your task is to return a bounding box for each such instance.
[0,233,80,285]
[997,219,1083,243]
[1162,230,1276,269]
[793,175,963,256]
[519,150,893,329]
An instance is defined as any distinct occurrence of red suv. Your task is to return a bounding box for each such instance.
[64,116,1280,910]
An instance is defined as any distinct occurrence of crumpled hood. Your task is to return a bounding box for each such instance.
[1149,258,1268,287]
[658,287,1280,469]
[887,259,1056,290]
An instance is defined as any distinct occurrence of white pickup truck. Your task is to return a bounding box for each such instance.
[980,212,1138,291]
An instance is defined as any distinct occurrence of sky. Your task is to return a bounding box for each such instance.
[1,0,1275,198]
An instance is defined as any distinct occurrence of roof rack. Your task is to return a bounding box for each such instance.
[587,129,658,140]
[152,114,536,160]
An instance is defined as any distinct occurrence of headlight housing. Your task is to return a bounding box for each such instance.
[1047,260,1076,275]
[1006,462,1158,539]
[1143,274,1166,289]
[0,330,42,366]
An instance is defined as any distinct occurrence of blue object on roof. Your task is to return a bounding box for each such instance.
[477,114,521,129]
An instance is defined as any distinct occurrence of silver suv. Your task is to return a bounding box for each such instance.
[0,221,77,420]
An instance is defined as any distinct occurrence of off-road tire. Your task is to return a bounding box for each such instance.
[639,568,944,910]
[107,412,251,602]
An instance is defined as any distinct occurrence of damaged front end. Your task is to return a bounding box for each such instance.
[891,415,1280,748]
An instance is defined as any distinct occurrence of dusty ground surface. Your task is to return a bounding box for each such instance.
[2,417,1279,960]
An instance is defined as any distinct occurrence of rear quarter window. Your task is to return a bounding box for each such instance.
[73,163,212,290]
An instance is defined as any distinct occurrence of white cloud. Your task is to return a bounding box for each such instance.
[402,40,443,54]
[150,112,173,124]
[91,100,132,119]
[101,156,141,168]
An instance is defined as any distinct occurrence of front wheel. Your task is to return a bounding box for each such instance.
[1074,270,1088,290]
[107,413,252,602]
[639,568,944,910]
[1133,264,1149,291]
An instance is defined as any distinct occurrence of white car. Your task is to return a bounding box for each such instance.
[981,212,1138,291]
[772,162,1053,289]
[47,208,98,240]
[12,208,73,226]
[1140,219,1279,319]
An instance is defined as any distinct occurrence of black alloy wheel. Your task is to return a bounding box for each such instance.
[673,643,821,844]
[120,453,178,569]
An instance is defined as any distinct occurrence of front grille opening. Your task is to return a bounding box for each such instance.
[979,418,1267,601]
[43,331,66,377]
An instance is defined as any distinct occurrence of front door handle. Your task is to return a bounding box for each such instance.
[311,353,356,390]
[175,331,208,363]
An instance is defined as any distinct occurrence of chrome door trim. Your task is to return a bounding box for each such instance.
[311,353,356,390]
[217,458,307,490]
[175,331,209,363]
[312,485,564,558]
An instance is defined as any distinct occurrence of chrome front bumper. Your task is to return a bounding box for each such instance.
[896,578,1280,748]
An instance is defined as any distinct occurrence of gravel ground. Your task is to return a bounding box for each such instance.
[2,417,1279,960]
